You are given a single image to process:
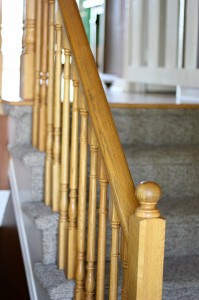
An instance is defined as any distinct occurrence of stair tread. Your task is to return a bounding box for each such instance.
[164,255,199,286]
[34,256,199,300]
[160,197,199,217]
[123,144,199,165]
[22,202,58,230]
[9,144,45,168]
[163,255,199,300]
[3,102,32,117]
[160,197,199,257]
[22,202,58,265]
[112,107,199,146]
[34,263,75,300]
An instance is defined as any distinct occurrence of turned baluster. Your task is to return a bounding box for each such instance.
[32,0,42,147]
[58,43,71,270]
[67,61,79,279]
[52,24,62,212]
[45,0,55,207]
[75,93,89,300]
[121,232,128,300]
[109,191,120,300]
[20,0,36,100]
[85,124,98,300]
[128,181,165,300]
[38,0,48,151]
[96,156,109,300]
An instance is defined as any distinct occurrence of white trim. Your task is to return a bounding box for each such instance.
[0,190,10,225]
[165,0,179,68]
[9,159,38,300]
[184,0,199,68]
[147,0,161,67]
[83,0,104,9]
[128,66,199,88]
[176,87,199,103]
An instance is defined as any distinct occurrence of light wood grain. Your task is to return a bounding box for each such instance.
[85,124,98,300]
[38,0,48,151]
[32,0,42,147]
[109,102,199,109]
[20,0,35,100]
[75,93,88,300]
[52,23,62,212]
[109,191,120,300]
[45,0,55,207]
[67,61,79,279]
[58,47,71,270]
[1,100,33,106]
[120,232,128,300]
[128,181,165,300]
[96,156,109,300]
[58,0,138,240]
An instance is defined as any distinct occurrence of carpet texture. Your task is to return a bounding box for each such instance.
[7,104,199,298]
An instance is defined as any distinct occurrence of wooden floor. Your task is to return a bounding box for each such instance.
[106,90,199,108]
[0,196,30,300]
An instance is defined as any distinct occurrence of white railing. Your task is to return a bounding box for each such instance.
[124,0,199,92]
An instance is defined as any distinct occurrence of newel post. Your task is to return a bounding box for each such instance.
[20,0,36,100]
[128,181,166,300]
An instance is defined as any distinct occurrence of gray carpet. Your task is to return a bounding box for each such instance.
[22,202,59,264]
[34,263,75,300]
[6,104,199,298]
[10,144,45,201]
[163,255,199,300]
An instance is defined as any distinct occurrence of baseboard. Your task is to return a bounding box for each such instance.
[9,158,38,300]
[0,190,10,225]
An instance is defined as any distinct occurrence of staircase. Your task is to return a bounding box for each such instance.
[112,107,199,299]
[4,102,199,300]
[2,0,199,299]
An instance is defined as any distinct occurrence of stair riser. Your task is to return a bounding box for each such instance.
[163,288,199,300]
[10,114,32,146]
[31,167,44,202]
[42,229,58,265]
[128,163,199,199]
[112,108,199,146]
[22,202,59,265]
[24,212,57,265]
[165,220,199,257]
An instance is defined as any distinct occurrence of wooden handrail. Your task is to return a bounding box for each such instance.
[58,0,138,239]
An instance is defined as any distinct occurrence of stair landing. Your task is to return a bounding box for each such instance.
[106,90,199,108]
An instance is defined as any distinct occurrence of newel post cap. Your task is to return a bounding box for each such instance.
[135,181,161,218]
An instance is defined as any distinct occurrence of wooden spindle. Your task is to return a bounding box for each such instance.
[85,124,98,300]
[38,0,48,151]
[52,24,62,212]
[67,61,79,279]
[128,181,165,300]
[96,156,109,300]
[44,0,55,207]
[32,0,42,147]
[58,44,71,270]
[121,232,128,300]
[109,191,120,300]
[75,93,89,300]
[20,0,36,100]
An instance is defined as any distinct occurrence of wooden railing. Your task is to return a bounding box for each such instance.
[23,0,166,299]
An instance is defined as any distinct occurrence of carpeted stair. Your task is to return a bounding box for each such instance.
[112,107,199,300]
[6,103,199,299]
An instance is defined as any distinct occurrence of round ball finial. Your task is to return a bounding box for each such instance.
[135,181,161,218]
